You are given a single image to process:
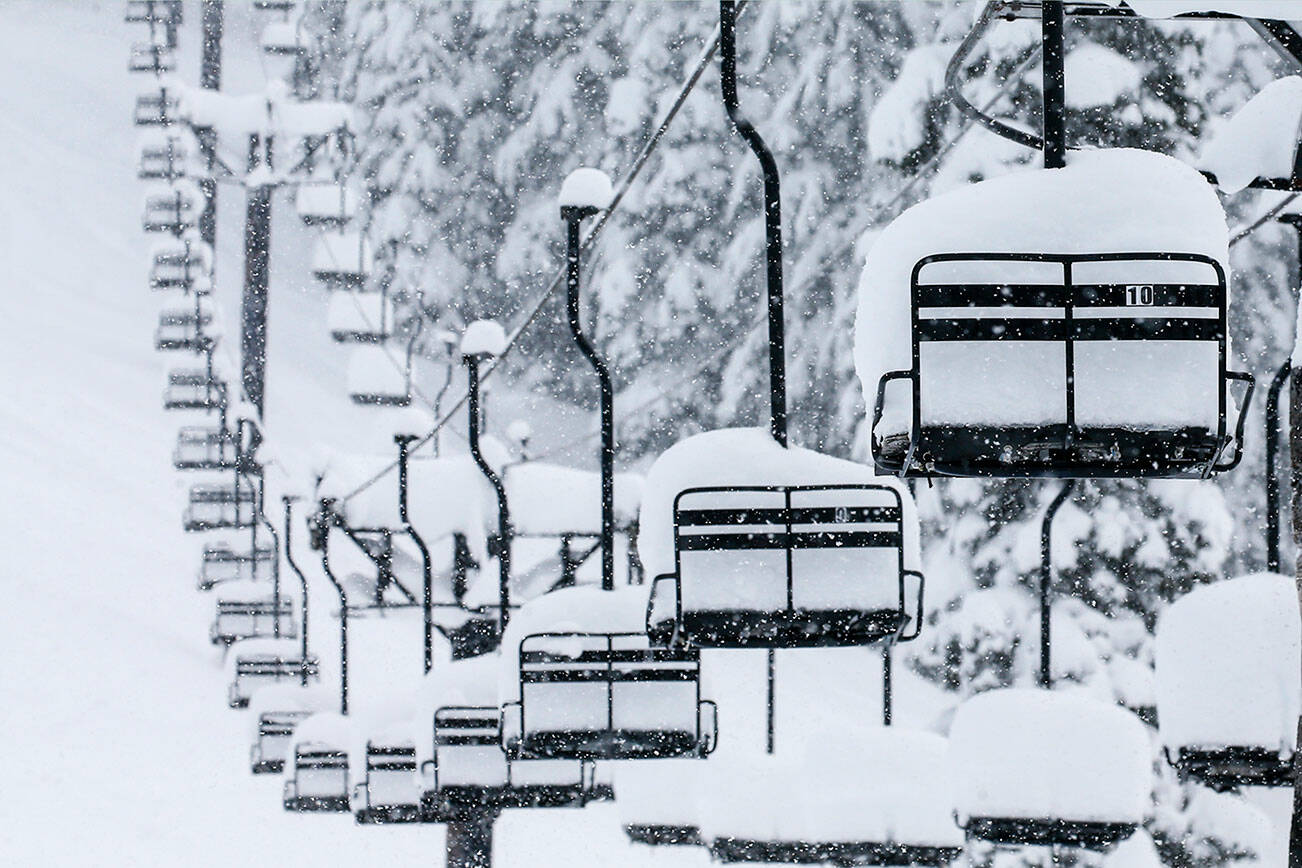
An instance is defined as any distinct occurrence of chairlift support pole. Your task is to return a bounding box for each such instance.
[396,433,436,674]
[283,496,312,686]
[720,0,785,755]
[318,500,349,715]
[446,808,497,868]
[562,206,615,591]
[198,0,222,248]
[1040,480,1076,689]
[465,353,512,634]
[1041,1,1068,170]
[1267,360,1291,573]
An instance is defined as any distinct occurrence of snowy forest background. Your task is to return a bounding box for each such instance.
[291,2,1301,863]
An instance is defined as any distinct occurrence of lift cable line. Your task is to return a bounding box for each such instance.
[338,3,748,505]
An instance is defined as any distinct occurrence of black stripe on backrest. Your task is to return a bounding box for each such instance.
[916,318,1069,342]
[1073,283,1220,307]
[522,667,698,684]
[787,506,900,524]
[521,648,696,666]
[676,507,787,527]
[1071,318,1223,341]
[914,284,1066,308]
[679,529,900,552]
[677,531,788,551]
[788,530,901,549]
[368,746,415,758]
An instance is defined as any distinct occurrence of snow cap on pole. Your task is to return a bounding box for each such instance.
[559,167,614,211]
[460,320,507,359]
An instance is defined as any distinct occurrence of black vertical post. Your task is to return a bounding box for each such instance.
[466,355,512,633]
[283,496,312,685]
[1278,218,1302,868]
[562,207,614,591]
[1041,1,1067,170]
[882,646,893,726]
[397,433,435,675]
[318,500,348,715]
[1268,361,1291,573]
[198,1,222,248]
[719,0,786,447]
[720,0,785,755]
[1040,480,1076,689]
[243,181,272,417]
[446,809,496,868]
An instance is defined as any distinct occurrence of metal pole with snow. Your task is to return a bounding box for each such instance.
[560,168,616,591]
[197,0,222,247]
[719,0,786,755]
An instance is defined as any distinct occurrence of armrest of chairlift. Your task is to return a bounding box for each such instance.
[873,371,917,460]
[501,702,523,757]
[699,700,719,755]
[899,570,926,643]
[283,779,298,800]
[419,758,436,787]
[1212,370,1255,473]
[646,574,680,640]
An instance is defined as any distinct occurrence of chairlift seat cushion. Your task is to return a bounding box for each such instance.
[710,838,964,866]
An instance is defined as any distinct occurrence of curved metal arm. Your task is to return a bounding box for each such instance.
[283,496,312,686]
[562,213,615,591]
[465,356,511,633]
[1267,361,1291,572]
[394,433,436,673]
[1039,479,1076,689]
[317,499,349,715]
[944,1,1045,153]
[720,0,786,447]
[1212,371,1256,474]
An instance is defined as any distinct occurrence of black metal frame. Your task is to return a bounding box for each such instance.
[184,480,258,532]
[142,188,198,236]
[504,632,717,761]
[647,484,923,649]
[197,542,273,590]
[228,654,320,709]
[252,710,311,774]
[709,838,963,866]
[128,42,175,75]
[283,745,351,813]
[174,426,238,472]
[209,599,297,646]
[465,350,512,636]
[962,817,1138,851]
[874,251,1253,479]
[138,135,189,181]
[133,86,179,127]
[353,742,424,824]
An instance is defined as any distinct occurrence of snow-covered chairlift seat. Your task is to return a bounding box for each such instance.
[260,22,305,57]
[297,182,357,227]
[640,429,924,649]
[150,239,210,290]
[163,368,225,411]
[312,230,372,289]
[174,425,237,472]
[353,736,423,823]
[142,183,200,235]
[253,711,312,773]
[328,292,392,343]
[616,761,705,847]
[283,715,352,813]
[699,729,964,865]
[154,303,211,352]
[501,588,717,762]
[347,345,412,406]
[124,0,181,26]
[948,689,1150,850]
[227,638,319,708]
[859,149,1252,480]
[197,540,273,589]
[1156,573,1301,791]
[417,654,605,821]
[134,85,179,127]
[210,582,297,645]
[183,480,257,532]
[128,42,175,75]
[137,132,191,181]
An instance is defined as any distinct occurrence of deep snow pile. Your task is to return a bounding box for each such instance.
[1199,76,1302,193]
[1156,573,1302,753]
